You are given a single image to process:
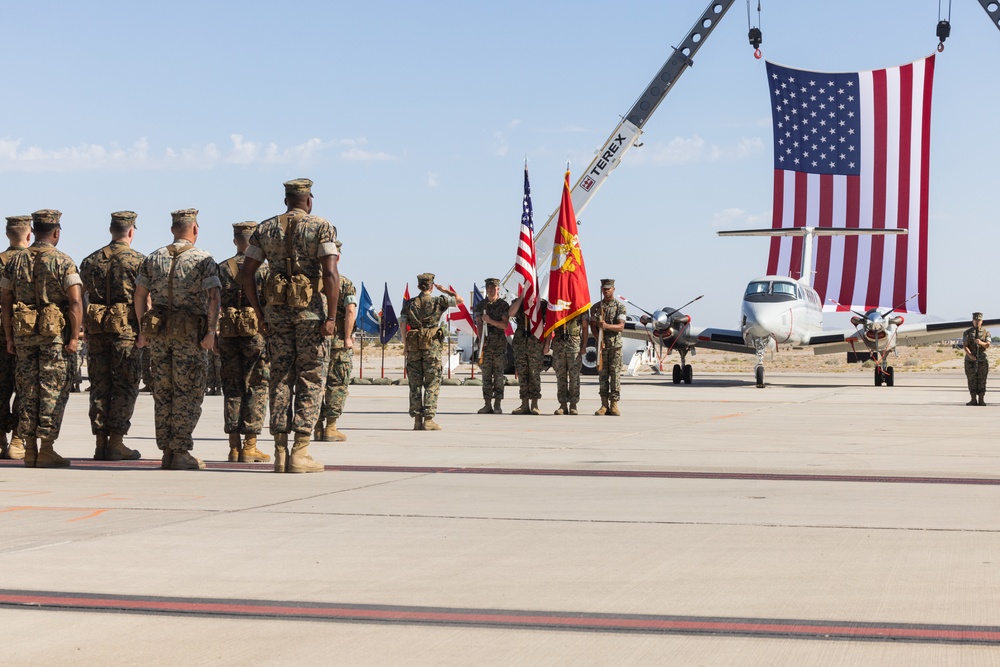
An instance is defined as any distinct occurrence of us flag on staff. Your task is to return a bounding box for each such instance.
[765,55,935,314]
[514,163,545,339]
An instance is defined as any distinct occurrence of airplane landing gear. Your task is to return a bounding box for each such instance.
[752,337,768,388]
[874,365,895,387]
[755,365,765,388]
[874,367,883,386]
[683,364,693,384]
[672,364,682,384]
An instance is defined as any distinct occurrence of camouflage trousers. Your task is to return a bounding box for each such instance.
[406,345,442,419]
[512,334,542,400]
[598,345,623,401]
[219,334,268,435]
[551,335,582,406]
[321,346,352,421]
[139,345,153,389]
[267,318,329,435]
[965,358,989,394]
[150,337,207,452]
[480,337,506,401]
[87,333,140,435]
[14,339,71,440]
[0,344,18,434]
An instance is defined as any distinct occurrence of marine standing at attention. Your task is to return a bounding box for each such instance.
[507,292,543,415]
[590,278,626,416]
[0,215,30,460]
[400,274,462,430]
[1,209,83,467]
[315,240,356,443]
[134,209,221,471]
[963,311,991,406]
[544,307,588,416]
[240,178,340,474]
[473,277,510,414]
[79,211,145,461]
[217,222,270,463]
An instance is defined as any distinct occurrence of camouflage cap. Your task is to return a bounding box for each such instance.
[417,273,435,284]
[334,239,343,249]
[111,210,138,229]
[484,278,500,287]
[5,215,31,230]
[170,208,198,225]
[973,312,984,320]
[232,221,256,235]
[32,209,62,226]
[600,278,615,289]
[283,178,313,196]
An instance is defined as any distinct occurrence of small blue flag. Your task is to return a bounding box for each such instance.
[358,283,380,335]
[380,282,399,345]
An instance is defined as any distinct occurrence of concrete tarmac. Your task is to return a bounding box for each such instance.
[2,369,999,665]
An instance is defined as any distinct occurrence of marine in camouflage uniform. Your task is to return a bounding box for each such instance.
[591,278,627,416]
[0,216,31,460]
[217,221,270,463]
[135,208,221,471]
[400,274,461,430]
[0,209,84,467]
[241,178,340,474]
[545,310,588,416]
[963,311,991,406]
[508,292,544,415]
[79,211,144,461]
[316,261,357,442]
[473,278,510,414]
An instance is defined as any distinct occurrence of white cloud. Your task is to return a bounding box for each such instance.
[0,134,398,171]
[629,135,764,166]
[711,207,772,229]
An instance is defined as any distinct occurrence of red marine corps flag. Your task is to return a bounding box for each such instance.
[543,168,591,337]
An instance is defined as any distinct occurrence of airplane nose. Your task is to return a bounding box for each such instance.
[742,303,788,341]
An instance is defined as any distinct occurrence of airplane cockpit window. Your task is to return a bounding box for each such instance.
[772,282,796,296]
[745,281,770,296]
[744,280,797,303]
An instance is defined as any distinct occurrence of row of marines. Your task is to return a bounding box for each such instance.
[0,178,347,472]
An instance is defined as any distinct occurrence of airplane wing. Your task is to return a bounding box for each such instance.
[693,327,752,354]
[806,318,1000,355]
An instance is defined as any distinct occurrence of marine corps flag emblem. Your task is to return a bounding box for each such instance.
[544,168,590,337]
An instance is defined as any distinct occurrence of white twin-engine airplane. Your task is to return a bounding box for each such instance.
[690,227,998,388]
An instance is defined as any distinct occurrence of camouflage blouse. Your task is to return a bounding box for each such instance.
[136,240,220,317]
[1,241,82,308]
[218,252,268,310]
[591,298,627,347]
[79,241,145,308]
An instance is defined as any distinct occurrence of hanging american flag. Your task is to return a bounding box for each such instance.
[515,163,545,338]
[765,55,934,314]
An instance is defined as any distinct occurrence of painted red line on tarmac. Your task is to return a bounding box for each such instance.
[2,459,998,486]
[1,590,998,644]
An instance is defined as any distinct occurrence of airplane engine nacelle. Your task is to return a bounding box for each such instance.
[674,315,691,325]
[851,316,864,327]
[888,316,904,327]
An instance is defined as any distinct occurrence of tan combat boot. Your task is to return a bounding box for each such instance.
[288,433,324,473]
[93,432,108,460]
[23,436,37,468]
[608,400,621,416]
[477,400,493,415]
[968,393,978,406]
[530,399,540,415]
[423,417,441,431]
[413,416,424,431]
[240,434,270,462]
[595,397,609,416]
[323,421,347,442]
[979,394,987,406]
[36,438,70,468]
[313,417,325,442]
[160,448,173,469]
[569,404,579,415]
[554,404,567,415]
[273,433,288,473]
[227,433,242,462]
[107,432,141,461]
[511,398,530,415]
[170,449,206,470]
[8,433,24,460]
[493,398,502,414]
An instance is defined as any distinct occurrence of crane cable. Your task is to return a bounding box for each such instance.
[937,0,952,51]
[747,0,763,59]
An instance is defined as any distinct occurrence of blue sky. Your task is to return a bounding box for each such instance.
[3,1,998,328]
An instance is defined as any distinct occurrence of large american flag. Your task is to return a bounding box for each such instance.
[515,164,544,338]
[765,55,934,314]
